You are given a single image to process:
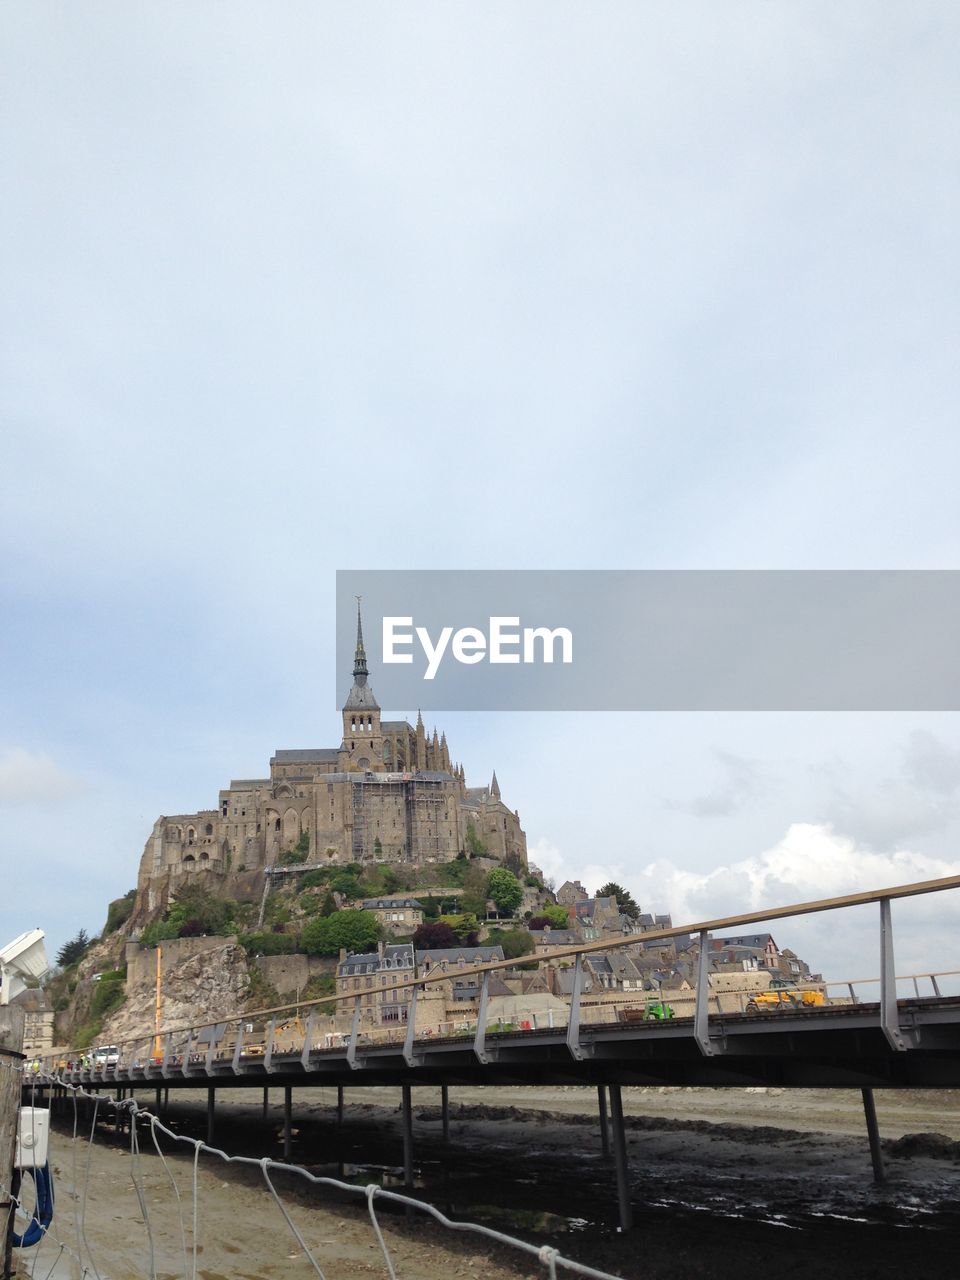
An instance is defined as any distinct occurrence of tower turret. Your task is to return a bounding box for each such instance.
[415,709,426,769]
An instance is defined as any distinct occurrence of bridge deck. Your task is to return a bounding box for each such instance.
[48,998,960,1092]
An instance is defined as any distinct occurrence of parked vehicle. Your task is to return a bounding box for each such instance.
[92,1045,120,1066]
[746,979,825,1013]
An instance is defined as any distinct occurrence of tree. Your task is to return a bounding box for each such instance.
[486,868,522,916]
[528,904,570,930]
[330,871,363,900]
[413,921,457,950]
[56,929,90,968]
[301,910,380,956]
[484,927,536,961]
[597,881,640,920]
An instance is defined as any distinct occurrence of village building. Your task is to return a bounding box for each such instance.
[360,897,424,935]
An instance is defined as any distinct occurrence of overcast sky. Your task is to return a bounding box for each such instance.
[2,4,960,983]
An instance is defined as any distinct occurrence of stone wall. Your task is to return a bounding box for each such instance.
[255,953,336,998]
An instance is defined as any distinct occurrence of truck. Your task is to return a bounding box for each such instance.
[745,979,825,1013]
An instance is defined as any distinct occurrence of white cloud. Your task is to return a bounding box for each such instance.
[539,823,960,984]
[0,748,86,806]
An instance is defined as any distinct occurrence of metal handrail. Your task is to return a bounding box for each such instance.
[51,872,960,1066]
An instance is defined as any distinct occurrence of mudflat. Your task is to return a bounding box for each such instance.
[23,1085,960,1279]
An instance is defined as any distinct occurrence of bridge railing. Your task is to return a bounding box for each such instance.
[45,872,960,1077]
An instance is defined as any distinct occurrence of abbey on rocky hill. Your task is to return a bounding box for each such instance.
[136,607,527,911]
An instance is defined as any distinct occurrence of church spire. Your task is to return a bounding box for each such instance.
[353,597,369,686]
[342,598,379,713]
[490,769,501,800]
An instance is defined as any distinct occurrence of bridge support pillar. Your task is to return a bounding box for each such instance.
[861,1087,885,1184]
[337,1085,344,1129]
[262,1086,269,1119]
[207,1087,216,1146]
[441,1085,450,1144]
[598,1085,611,1161]
[401,1084,414,1191]
[608,1084,633,1231]
[154,1085,162,1115]
[283,1086,293,1160]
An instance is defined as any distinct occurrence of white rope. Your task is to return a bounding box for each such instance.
[78,1094,104,1280]
[128,1097,158,1280]
[38,1075,625,1280]
[259,1156,327,1279]
[148,1111,190,1279]
[365,1183,398,1280]
[190,1138,201,1280]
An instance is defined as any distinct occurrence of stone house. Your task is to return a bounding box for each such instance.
[360,897,424,935]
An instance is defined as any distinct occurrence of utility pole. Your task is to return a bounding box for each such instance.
[153,946,162,1062]
[1,1005,26,1280]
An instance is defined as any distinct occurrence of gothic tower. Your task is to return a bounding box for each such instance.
[341,601,383,769]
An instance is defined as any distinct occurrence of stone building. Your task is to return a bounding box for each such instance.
[136,607,526,913]
[12,988,55,1056]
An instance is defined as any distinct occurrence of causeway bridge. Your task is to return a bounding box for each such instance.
[36,874,960,1230]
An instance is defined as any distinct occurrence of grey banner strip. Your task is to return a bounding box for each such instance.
[335,570,960,712]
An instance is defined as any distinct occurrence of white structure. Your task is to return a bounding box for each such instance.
[0,928,47,1005]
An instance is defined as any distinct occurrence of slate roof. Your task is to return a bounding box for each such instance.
[338,943,415,976]
[416,946,505,967]
[361,898,423,911]
[343,680,380,711]
[272,749,340,764]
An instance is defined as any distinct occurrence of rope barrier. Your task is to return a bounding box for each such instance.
[24,1073,625,1280]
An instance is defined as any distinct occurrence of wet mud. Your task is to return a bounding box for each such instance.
[63,1087,960,1279]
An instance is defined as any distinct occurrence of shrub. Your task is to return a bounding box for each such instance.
[238,931,300,956]
[103,890,137,935]
[301,910,380,957]
[298,870,331,892]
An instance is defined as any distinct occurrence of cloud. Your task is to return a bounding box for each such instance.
[667,748,771,818]
[0,748,86,806]
[902,730,960,797]
[813,734,960,847]
[539,823,960,983]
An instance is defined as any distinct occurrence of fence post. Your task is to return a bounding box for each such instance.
[403,984,419,1067]
[566,954,584,1061]
[1,1006,26,1280]
[473,973,490,1065]
[879,898,908,1051]
[694,929,715,1055]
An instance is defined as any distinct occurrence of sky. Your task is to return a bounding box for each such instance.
[2,4,960,986]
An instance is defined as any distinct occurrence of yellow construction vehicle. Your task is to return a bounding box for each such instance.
[746,978,826,1013]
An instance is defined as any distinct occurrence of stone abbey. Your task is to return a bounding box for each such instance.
[136,608,527,911]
